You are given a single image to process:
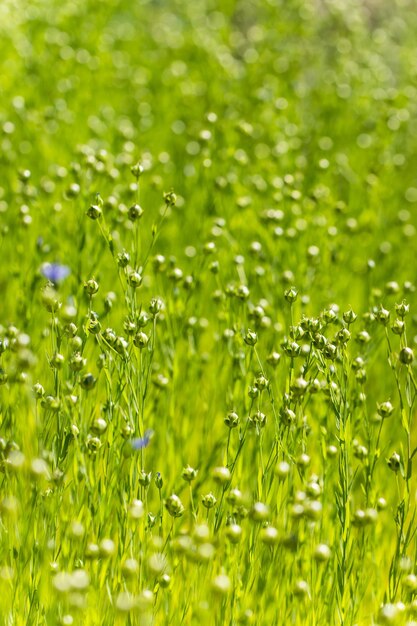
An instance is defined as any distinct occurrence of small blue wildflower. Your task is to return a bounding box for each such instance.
[131,429,154,450]
[41,263,71,283]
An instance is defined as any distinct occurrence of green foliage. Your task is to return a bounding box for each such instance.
[1,0,417,624]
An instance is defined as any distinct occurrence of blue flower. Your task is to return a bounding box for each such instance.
[131,429,154,450]
[41,263,71,283]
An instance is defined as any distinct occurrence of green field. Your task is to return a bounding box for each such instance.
[2,0,417,624]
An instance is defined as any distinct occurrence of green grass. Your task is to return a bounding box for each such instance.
[2,0,417,624]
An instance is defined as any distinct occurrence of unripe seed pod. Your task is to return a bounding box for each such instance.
[131,163,144,178]
[149,297,163,316]
[86,436,101,454]
[91,418,107,435]
[159,573,171,588]
[138,470,152,487]
[249,410,266,428]
[225,411,239,428]
[275,460,291,479]
[51,353,65,369]
[377,401,394,418]
[260,526,279,545]
[400,347,414,364]
[84,279,99,296]
[33,382,44,397]
[86,205,102,220]
[314,543,331,562]
[391,319,405,335]
[212,466,231,484]
[165,494,185,517]
[395,301,409,318]
[202,493,217,509]
[122,558,139,577]
[117,251,130,268]
[403,574,417,592]
[280,406,295,426]
[244,329,258,346]
[343,309,357,324]
[284,287,298,303]
[251,502,269,521]
[80,373,96,391]
[387,452,401,472]
[326,444,338,458]
[294,580,310,597]
[134,332,149,349]
[266,351,281,366]
[182,465,198,482]
[225,524,242,544]
[69,352,86,372]
[128,203,144,221]
[212,574,231,595]
[127,271,142,288]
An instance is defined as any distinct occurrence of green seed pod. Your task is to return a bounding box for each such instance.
[138,470,152,487]
[399,347,414,364]
[182,465,198,482]
[212,466,231,484]
[275,460,291,479]
[387,452,401,472]
[128,203,144,221]
[255,374,269,390]
[80,373,96,391]
[251,502,269,522]
[158,573,170,589]
[202,492,217,509]
[224,411,239,428]
[91,418,107,435]
[86,204,102,220]
[149,297,164,316]
[86,436,101,454]
[391,319,405,335]
[51,352,65,369]
[117,251,130,268]
[260,526,279,545]
[284,287,298,303]
[133,332,149,349]
[69,352,86,372]
[154,472,163,489]
[165,494,185,518]
[249,410,266,429]
[294,580,310,597]
[403,574,417,592]
[280,406,295,426]
[84,279,99,296]
[127,271,142,288]
[102,328,116,346]
[395,301,409,318]
[244,329,258,346]
[248,385,259,399]
[163,190,177,207]
[323,343,337,360]
[122,558,139,577]
[314,543,331,562]
[336,328,351,344]
[131,163,144,178]
[377,401,394,418]
[266,351,281,366]
[343,309,357,324]
[33,382,44,397]
[86,317,101,335]
[225,523,242,544]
